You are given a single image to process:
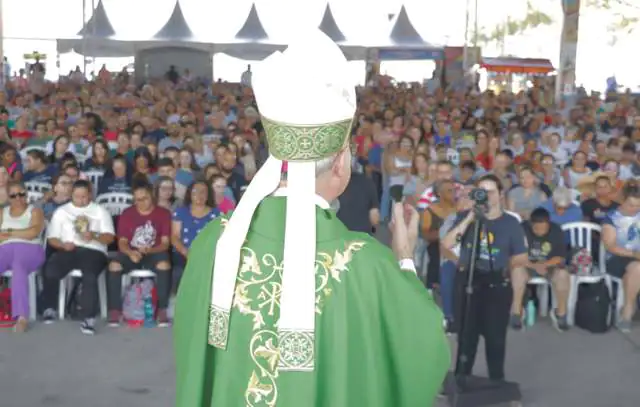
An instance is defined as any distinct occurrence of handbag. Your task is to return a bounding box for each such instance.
[0,280,13,327]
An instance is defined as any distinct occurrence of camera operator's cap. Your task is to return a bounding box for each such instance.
[208,28,356,372]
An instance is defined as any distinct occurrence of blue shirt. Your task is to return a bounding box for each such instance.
[538,199,583,225]
[172,206,220,249]
[39,199,69,220]
[23,165,56,184]
[433,134,451,147]
[146,129,167,143]
[149,169,194,189]
[602,208,640,258]
[367,144,383,170]
[98,176,132,196]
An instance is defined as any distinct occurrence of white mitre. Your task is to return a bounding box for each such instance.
[208,29,356,372]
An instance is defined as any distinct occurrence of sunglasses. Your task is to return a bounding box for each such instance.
[9,192,27,199]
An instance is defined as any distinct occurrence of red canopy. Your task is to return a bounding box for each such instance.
[480,57,555,74]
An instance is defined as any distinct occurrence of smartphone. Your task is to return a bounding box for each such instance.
[390,185,404,203]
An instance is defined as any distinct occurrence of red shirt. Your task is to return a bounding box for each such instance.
[475,152,494,170]
[10,129,33,143]
[117,205,171,249]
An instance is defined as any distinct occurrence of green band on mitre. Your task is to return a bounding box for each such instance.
[262,116,354,162]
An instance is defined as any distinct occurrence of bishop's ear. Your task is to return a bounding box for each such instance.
[332,148,351,179]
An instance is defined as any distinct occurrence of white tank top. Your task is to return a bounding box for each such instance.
[0,205,40,245]
[389,156,412,186]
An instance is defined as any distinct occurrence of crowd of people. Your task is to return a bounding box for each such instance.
[342,79,640,336]
[0,64,639,340]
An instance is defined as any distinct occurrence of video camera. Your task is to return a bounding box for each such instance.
[469,188,489,214]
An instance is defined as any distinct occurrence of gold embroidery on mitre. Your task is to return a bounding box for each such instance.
[238,241,365,407]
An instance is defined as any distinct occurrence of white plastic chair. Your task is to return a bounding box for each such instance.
[562,222,608,325]
[82,170,105,196]
[58,269,108,320]
[446,149,460,165]
[27,191,43,204]
[25,181,51,194]
[528,277,552,317]
[74,153,87,165]
[96,192,133,216]
[0,271,38,321]
[570,188,581,203]
[608,275,624,322]
[25,181,51,204]
[20,145,47,160]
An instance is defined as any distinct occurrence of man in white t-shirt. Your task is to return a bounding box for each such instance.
[241,64,252,87]
[40,180,115,335]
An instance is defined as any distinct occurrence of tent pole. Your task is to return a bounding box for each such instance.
[0,0,4,88]
[91,0,96,76]
[462,0,470,75]
[82,0,87,76]
[472,0,478,48]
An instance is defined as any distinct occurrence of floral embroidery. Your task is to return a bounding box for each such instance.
[239,241,365,407]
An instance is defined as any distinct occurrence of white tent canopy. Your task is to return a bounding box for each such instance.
[315,3,369,60]
[56,0,135,57]
[152,1,194,41]
[389,5,428,46]
[55,1,446,62]
[215,3,285,60]
[318,4,345,43]
[76,0,115,38]
[370,5,444,61]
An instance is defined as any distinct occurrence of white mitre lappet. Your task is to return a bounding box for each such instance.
[207,28,357,372]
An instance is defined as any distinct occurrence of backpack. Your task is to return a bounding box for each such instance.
[574,280,613,333]
[0,280,12,327]
[66,280,103,320]
[123,279,157,327]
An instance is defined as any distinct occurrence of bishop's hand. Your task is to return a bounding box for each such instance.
[390,202,419,261]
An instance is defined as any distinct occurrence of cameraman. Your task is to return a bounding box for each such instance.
[442,174,528,381]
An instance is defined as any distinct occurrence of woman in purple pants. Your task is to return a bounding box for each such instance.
[0,182,45,332]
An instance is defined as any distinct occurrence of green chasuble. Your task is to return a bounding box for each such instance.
[174,197,450,407]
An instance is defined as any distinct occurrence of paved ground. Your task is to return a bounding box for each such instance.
[1,317,639,407]
[2,229,640,406]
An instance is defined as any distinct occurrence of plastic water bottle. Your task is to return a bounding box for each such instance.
[143,296,156,328]
[526,300,536,327]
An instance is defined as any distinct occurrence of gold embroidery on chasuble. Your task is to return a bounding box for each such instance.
[235,241,365,407]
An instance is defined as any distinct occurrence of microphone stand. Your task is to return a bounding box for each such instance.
[454,205,484,384]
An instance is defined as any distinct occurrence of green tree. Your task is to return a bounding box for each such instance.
[588,0,640,44]
[473,0,554,49]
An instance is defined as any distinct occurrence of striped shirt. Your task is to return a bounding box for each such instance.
[417,182,464,209]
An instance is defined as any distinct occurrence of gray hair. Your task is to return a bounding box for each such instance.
[552,186,572,207]
[315,153,338,176]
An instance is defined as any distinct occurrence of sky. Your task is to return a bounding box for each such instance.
[1,0,638,91]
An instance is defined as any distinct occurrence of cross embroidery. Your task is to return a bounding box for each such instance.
[299,138,313,149]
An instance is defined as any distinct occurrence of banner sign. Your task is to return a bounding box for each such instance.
[376,48,444,61]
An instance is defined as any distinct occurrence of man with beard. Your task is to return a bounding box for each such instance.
[219,150,247,202]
